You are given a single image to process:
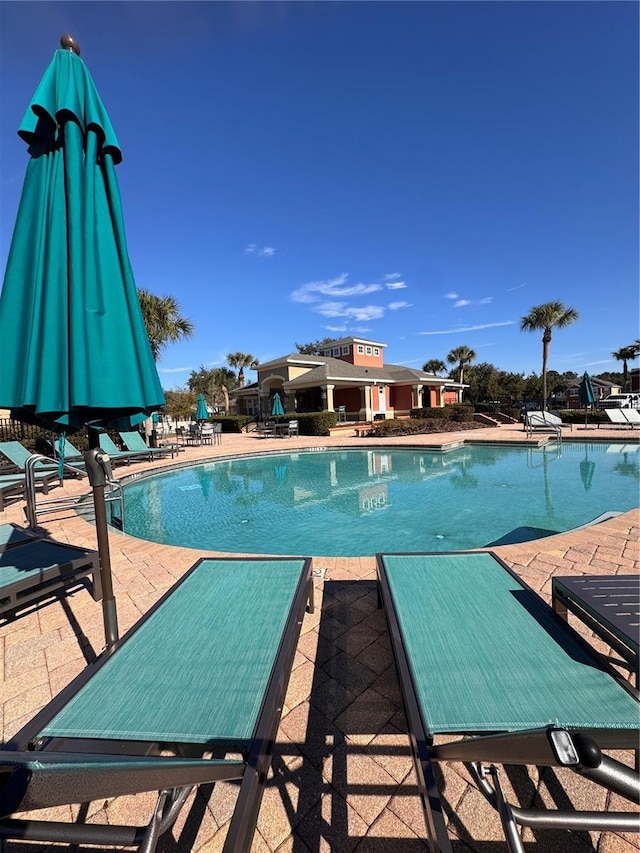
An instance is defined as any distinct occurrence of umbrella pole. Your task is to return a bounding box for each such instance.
[86,429,119,647]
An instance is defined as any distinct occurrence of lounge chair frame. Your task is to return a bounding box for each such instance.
[0,537,101,618]
[376,551,640,853]
[0,555,314,853]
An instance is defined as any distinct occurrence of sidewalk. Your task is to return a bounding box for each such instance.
[0,425,638,851]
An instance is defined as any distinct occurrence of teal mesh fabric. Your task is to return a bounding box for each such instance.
[1,541,92,586]
[381,553,639,735]
[40,559,305,746]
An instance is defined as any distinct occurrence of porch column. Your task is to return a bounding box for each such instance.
[258,391,269,418]
[359,385,373,421]
[412,384,423,409]
[321,384,335,412]
[284,389,296,412]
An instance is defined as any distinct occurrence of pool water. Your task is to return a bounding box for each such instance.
[121,443,639,556]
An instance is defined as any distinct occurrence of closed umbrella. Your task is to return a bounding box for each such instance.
[0,37,164,647]
[271,391,285,417]
[195,393,208,421]
[578,371,595,428]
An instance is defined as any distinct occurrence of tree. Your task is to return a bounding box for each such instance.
[612,344,640,391]
[188,365,237,413]
[463,362,499,404]
[422,359,447,375]
[227,352,259,387]
[295,337,337,355]
[446,346,476,385]
[138,290,194,361]
[163,389,197,421]
[519,301,579,410]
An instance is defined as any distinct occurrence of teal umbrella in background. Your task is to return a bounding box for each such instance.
[578,371,595,427]
[0,36,165,646]
[195,393,208,421]
[271,392,285,417]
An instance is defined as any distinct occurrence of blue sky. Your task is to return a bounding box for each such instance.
[1,1,638,390]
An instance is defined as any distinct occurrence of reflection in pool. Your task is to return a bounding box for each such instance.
[121,443,639,556]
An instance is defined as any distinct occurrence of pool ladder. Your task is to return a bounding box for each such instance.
[23,453,124,530]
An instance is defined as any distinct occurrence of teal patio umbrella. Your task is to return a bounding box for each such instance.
[578,371,596,427]
[195,393,208,421]
[0,37,164,646]
[271,391,285,417]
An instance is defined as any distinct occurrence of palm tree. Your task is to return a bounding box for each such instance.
[138,290,194,361]
[423,359,447,375]
[446,346,476,385]
[612,344,640,391]
[520,302,579,410]
[227,352,259,387]
[211,367,235,413]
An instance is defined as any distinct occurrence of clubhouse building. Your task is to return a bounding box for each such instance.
[231,336,466,422]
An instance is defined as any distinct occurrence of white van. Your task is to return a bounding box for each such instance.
[598,393,640,409]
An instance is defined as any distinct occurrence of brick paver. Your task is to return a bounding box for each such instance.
[0,423,638,851]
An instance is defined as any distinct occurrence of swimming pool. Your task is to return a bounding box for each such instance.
[120,443,639,556]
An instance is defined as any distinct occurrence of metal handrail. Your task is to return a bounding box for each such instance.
[24,453,123,529]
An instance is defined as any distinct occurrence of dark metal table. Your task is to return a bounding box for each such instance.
[552,574,640,684]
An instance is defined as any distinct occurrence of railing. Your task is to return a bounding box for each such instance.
[24,453,124,529]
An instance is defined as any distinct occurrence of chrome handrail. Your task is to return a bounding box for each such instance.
[23,453,123,529]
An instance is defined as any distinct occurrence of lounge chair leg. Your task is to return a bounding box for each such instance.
[139,786,193,853]
[488,765,526,853]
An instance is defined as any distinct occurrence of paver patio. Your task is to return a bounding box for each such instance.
[0,422,638,852]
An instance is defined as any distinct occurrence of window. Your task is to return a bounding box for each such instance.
[342,346,349,355]
[357,345,364,354]
[366,346,372,355]
[373,348,379,356]
[333,348,340,357]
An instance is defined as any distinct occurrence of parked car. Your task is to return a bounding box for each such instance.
[597,393,640,410]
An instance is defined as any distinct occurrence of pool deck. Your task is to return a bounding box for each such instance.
[1,423,638,852]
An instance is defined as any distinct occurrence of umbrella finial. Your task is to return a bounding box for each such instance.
[60,34,81,56]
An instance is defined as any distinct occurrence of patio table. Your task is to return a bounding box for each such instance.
[552,574,639,684]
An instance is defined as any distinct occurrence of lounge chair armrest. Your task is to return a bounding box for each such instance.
[429,726,602,768]
[0,752,245,815]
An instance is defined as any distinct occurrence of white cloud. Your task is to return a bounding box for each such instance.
[159,366,191,374]
[453,296,492,307]
[315,302,385,322]
[388,301,411,310]
[324,324,348,332]
[417,321,516,335]
[506,282,527,292]
[244,243,276,257]
[292,273,383,304]
[386,280,407,290]
[384,272,402,281]
[445,292,459,300]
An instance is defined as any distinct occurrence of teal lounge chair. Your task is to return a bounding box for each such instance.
[0,441,65,493]
[0,556,313,853]
[98,433,151,465]
[376,551,639,852]
[49,436,85,461]
[0,537,101,617]
[118,430,175,459]
[0,523,43,553]
[0,474,26,511]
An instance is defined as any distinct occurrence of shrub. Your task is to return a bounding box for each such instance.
[369,417,484,437]
[410,407,452,420]
[446,404,475,422]
[296,411,338,435]
[211,415,251,433]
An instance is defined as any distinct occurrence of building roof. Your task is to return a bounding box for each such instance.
[283,357,465,389]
